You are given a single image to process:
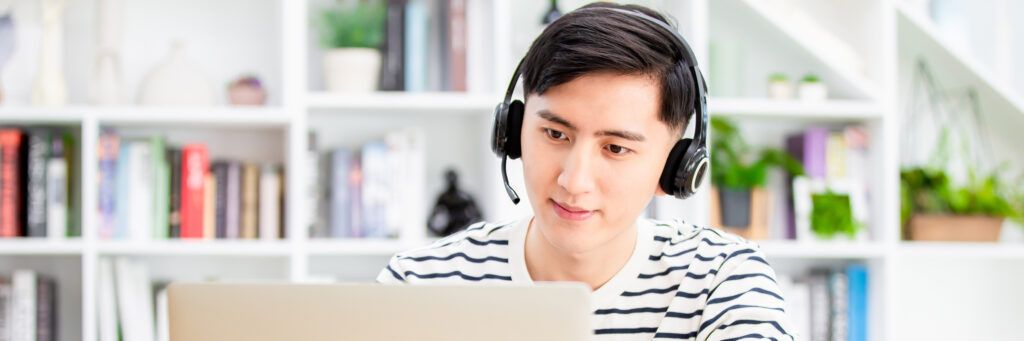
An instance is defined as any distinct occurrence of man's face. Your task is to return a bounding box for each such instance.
[521,72,678,255]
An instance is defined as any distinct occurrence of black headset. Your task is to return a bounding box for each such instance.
[490,7,709,205]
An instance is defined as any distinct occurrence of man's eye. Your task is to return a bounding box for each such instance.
[544,128,568,141]
[606,144,631,155]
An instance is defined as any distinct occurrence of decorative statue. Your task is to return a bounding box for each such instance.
[427,169,482,237]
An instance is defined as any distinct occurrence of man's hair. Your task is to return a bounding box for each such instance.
[521,2,695,136]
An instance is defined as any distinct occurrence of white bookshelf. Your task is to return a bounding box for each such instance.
[0,0,1021,340]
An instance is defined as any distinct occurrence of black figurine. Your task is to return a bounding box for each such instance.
[427,168,483,237]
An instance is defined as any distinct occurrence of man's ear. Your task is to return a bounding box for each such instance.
[654,182,668,197]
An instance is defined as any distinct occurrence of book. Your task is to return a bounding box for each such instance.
[225,161,241,239]
[0,129,24,237]
[45,135,67,240]
[98,258,119,341]
[258,164,281,241]
[404,0,429,92]
[167,148,183,239]
[151,136,169,239]
[114,139,132,239]
[0,276,11,341]
[10,270,36,341]
[446,0,467,91]
[60,132,80,238]
[25,129,50,238]
[829,269,849,341]
[241,163,259,239]
[203,173,216,240]
[34,276,55,341]
[847,264,869,341]
[329,148,352,238]
[379,0,406,91]
[211,161,229,239]
[808,269,831,341]
[128,141,154,241]
[180,144,208,239]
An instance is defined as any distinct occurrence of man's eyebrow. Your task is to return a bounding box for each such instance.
[537,109,576,130]
[597,130,646,142]
[536,109,646,142]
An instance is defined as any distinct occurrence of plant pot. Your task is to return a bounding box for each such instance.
[767,80,793,99]
[719,188,751,227]
[323,48,381,93]
[908,214,1003,242]
[710,187,770,240]
[798,82,828,101]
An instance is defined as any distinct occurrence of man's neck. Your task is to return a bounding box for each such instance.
[523,218,638,291]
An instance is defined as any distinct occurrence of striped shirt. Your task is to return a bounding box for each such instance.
[377,217,794,340]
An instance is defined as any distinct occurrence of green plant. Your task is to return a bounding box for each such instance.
[810,190,859,238]
[317,1,386,49]
[900,166,1024,226]
[710,117,805,190]
[801,74,820,83]
[901,127,1024,227]
[769,73,789,82]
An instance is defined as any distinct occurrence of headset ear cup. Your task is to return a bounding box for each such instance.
[490,102,509,157]
[506,100,525,159]
[659,139,692,196]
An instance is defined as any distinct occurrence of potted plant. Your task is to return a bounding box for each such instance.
[709,117,805,239]
[316,0,386,93]
[901,166,1023,241]
[798,73,828,101]
[767,72,793,99]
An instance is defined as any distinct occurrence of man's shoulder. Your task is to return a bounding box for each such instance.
[394,219,519,259]
[645,218,766,263]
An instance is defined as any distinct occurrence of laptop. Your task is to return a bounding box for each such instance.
[168,282,592,341]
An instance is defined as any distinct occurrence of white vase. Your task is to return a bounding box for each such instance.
[91,0,125,105]
[138,42,215,106]
[323,48,381,93]
[798,82,828,101]
[31,0,67,106]
[767,80,793,100]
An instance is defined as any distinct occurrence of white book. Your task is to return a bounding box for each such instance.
[45,157,67,241]
[115,258,139,341]
[259,164,281,241]
[10,270,36,341]
[402,128,427,241]
[155,287,169,341]
[135,262,156,341]
[128,142,153,241]
[98,258,119,341]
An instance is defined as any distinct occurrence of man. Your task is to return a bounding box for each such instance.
[379,2,793,340]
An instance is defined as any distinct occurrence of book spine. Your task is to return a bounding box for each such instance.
[379,0,407,91]
[114,141,133,239]
[330,149,351,238]
[97,132,119,239]
[241,163,259,239]
[212,162,228,239]
[46,135,67,240]
[0,130,23,238]
[203,173,216,240]
[151,136,169,239]
[128,142,153,241]
[0,277,12,341]
[26,130,49,237]
[167,149,182,239]
[10,270,35,341]
[34,277,55,341]
[258,164,281,241]
[805,127,828,179]
[226,162,241,239]
[180,144,208,239]
[447,0,466,91]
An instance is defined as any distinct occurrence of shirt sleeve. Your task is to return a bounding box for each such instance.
[698,246,795,341]
[375,254,408,284]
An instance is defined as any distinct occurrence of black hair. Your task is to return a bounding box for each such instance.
[520,2,695,135]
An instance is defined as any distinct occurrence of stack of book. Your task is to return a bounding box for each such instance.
[97,131,285,241]
[0,270,59,341]
[778,264,870,341]
[96,257,170,341]
[378,0,468,92]
[309,128,425,240]
[0,128,80,239]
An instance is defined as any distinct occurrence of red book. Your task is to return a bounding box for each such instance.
[447,0,467,91]
[180,144,208,239]
[0,129,23,237]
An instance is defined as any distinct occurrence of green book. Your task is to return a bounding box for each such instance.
[151,135,169,239]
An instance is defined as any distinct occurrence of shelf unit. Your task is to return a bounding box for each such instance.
[0,0,1021,340]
